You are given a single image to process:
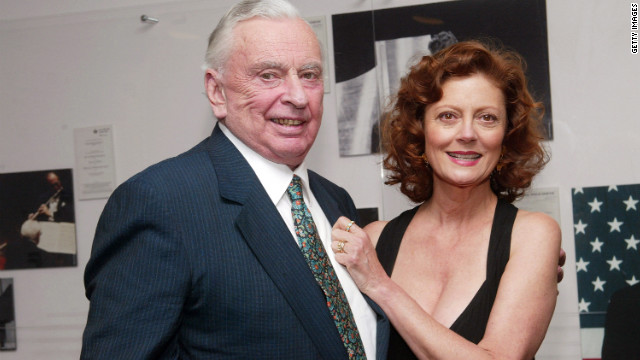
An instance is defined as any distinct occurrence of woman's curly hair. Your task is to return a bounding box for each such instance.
[381,40,549,203]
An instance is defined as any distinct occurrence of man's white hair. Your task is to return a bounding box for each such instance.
[20,219,41,243]
[204,0,302,72]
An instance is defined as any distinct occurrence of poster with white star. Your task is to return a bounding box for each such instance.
[572,184,640,359]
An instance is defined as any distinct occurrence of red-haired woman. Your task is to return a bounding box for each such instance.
[333,41,561,360]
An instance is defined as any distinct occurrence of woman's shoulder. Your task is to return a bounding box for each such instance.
[363,220,389,247]
[513,209,560,233]
[512,208,561,251]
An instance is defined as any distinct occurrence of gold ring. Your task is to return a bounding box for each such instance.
[345,220,355,232]
[336,241,345,253]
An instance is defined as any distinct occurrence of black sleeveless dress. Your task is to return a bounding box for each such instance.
[375,200,518,359]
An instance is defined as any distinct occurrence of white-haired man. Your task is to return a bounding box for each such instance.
[81,1,389,358]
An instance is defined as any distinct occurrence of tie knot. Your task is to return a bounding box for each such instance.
[287,175,304,202]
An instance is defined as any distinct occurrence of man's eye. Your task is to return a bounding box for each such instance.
[301,72,319,80]
[260,73,276,80]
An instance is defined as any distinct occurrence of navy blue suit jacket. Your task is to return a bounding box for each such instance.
[601,283,640,359]
[82,124,389,359]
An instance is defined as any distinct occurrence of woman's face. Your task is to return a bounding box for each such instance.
[423,73,507,190]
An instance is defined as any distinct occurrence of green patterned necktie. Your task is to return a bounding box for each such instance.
[286,175,366,359]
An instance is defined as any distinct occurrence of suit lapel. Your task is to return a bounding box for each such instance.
[309,176,342,226]
[237,196,346,359]
[206,125,346,359]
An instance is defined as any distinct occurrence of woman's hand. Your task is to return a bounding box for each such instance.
[331,216,390,295]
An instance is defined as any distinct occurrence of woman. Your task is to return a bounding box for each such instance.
[332,41,561,360]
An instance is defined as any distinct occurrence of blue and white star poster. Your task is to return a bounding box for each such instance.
[572,184,640,359]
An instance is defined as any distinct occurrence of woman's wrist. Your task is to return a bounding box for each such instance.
[365,272,396,302]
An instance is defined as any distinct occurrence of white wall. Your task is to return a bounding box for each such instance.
[1,0,638,359]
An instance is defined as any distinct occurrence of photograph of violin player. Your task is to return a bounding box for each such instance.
[0,169,77,270]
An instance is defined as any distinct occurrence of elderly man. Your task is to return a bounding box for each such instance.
[81,0,389,359]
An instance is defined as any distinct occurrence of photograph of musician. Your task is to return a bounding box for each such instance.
[28,171,75,223]
[0,169,76,270]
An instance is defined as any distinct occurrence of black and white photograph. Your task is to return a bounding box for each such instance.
[0,278,16,351]
[333,0,552,156]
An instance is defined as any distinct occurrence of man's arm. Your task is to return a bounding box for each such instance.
[82,177,190,359]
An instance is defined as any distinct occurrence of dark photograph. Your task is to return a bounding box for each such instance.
[0,169,77,270]
[0,278,16,351]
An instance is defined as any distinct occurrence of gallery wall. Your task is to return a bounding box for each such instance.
[1,0,638,358]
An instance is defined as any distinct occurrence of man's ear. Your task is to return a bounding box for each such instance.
[205,69,227,119]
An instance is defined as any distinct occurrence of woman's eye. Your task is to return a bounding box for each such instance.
[480,114,498,122]
[439,112,455,121]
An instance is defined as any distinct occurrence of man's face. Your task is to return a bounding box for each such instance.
[205,17,324,169]
[46,173,62,190]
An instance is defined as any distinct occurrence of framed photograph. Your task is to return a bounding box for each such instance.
[0,169,77,270]
[0,278,16,351]
[333,0,552,156]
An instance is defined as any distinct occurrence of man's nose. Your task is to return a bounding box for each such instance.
[282,74,309,108]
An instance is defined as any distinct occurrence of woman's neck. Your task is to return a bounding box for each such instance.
[422,179,498,226]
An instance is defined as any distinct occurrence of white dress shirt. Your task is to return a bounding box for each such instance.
[220,124,377,359]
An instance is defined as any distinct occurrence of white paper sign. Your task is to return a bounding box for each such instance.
[514,187,561,224]
[74,125,116,200]
[305,15,331,94]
